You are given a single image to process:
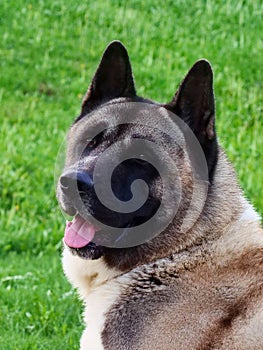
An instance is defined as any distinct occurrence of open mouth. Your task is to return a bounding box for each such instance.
[64,214,104,260]
[62,196,160,257]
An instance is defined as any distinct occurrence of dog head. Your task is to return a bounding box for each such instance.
[57,41,217,271]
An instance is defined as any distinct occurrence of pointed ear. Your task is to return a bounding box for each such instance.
[166,59,215,140]
[165,60,218,179]
[81,41,136,114]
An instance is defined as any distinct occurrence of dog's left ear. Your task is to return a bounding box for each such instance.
[81,41,136,116]
[165,60,218,178]
[166,59,215,140]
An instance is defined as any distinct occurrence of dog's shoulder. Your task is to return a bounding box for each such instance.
[100,219,263,349]
[63,206,263,349]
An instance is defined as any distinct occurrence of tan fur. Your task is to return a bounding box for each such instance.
[64,180,263,350]
[59,43,263,349]
[63,150,263,349]
[63,219,263,349]
[131,156,263,350]
[136,220,263,350]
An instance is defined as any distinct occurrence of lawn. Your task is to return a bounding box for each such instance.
[0,1,262,348]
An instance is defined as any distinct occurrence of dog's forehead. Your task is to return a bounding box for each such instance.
[69,102,183,143]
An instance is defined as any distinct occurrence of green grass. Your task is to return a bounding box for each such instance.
[1,0,262,348]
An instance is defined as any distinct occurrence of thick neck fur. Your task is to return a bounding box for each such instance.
[185,147,244,247]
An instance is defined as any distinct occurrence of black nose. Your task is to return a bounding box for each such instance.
[60,170,93,192]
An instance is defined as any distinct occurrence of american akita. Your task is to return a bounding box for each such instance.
[57,41,263,350]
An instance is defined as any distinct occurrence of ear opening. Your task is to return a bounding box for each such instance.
[80,41,136,116]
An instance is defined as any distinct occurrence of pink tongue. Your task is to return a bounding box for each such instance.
[64,215,96,248]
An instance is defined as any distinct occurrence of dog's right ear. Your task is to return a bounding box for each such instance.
[80,41,136,116]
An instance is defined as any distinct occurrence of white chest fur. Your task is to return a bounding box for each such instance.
[80,280,122,350]
[62,247,122,350]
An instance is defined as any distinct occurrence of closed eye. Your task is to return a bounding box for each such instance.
[86,132,104,151]
[87,139,97,149]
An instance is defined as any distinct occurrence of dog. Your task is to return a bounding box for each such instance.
[57,41,263,350]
